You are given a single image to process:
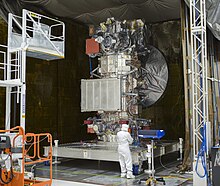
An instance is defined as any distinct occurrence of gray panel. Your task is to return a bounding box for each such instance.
[44,141,179,164]
[81,78,121,112]
[10,32,64,61]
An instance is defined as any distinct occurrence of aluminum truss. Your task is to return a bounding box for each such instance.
[189,0,209,185]
[0,9,65,131]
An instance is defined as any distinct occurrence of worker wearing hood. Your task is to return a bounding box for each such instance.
[116,124,135,179]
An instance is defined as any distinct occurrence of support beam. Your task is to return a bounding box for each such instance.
[189,0,210,185]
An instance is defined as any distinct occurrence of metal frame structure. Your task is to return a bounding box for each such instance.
[0,9,65,186]
[0,9,65,131]
[44,140,179,171]
[0,126,53,186]
[190,0,209,158]
[189,0,210,185]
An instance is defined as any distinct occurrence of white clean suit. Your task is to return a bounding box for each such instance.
[116,124,135,179]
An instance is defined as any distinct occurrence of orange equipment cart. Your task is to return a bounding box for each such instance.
[0,126,52,186]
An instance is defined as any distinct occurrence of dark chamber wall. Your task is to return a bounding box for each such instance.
[0,18,7,128]
[25,20,93,143]
[0,18,184,142]
[0,18,92,143]
[142,21,185,140]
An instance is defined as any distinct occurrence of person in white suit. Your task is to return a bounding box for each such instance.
[116,124,135,179]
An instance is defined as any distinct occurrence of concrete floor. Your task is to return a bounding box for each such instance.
[35,153,193,186]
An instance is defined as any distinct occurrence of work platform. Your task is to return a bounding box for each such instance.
[9,10,65,61]
[0,9,65,131]
[44,141,180,167]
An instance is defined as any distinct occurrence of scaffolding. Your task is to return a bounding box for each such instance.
[0,9,65,131]
[189,0,210,185]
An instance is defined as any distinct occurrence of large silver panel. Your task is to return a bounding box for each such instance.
[100,54,131,74]
[10,33,64,60]
[81,78,121,112]
[44,141,179,165]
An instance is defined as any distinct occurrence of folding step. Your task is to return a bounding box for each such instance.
[0,79,22,87]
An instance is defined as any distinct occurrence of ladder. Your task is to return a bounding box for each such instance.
[0,9,65,131]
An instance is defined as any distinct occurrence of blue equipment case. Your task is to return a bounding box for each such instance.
[138,130,165,139]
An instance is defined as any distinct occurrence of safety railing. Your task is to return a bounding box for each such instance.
[0,126,53,186]
[8,14,23,50]
[23,9,65,59]
[0,45,22,87]
[25,132,53,185]
[0,45,7,82]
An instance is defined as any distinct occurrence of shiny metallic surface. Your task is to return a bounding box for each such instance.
[44,141,179,166]
[139,45,168,107]
[81,78,121,112]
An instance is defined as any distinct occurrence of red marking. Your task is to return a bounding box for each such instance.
[86,38,99,55]
[84,120,93,124]
[119,120,129,124]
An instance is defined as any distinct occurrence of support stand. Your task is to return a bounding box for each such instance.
[53,140,61,165]
[138,140,166,186]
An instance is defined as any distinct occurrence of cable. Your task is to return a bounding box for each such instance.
[25,135,49,155]
[159,154,175,171]
[0,153,10,161]
[25,135,48,146]
[195,129,208,179]
[162,175,192,181]
[0,154,14,184]
[26,136,34,143]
